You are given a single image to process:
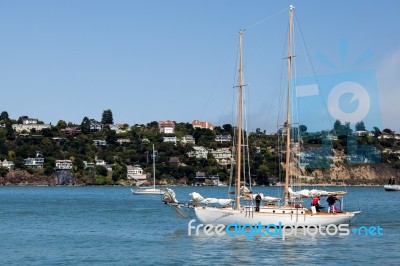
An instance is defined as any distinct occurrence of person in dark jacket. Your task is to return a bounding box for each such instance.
[255,193,262,212]
[327,194,340,213]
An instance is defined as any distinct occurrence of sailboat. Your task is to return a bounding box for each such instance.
[131,145,165,195]
[163,6,359,226]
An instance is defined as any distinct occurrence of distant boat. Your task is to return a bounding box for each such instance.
[132,187,164,195]
[131,145,164,195]
[384,185,400,191]
[384,178,400,191]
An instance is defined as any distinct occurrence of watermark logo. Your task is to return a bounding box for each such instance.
[294,42,382,166]
[327,81,371,124]
[188,219,383,241]
[295,70,381,134]
[351,225,383,236]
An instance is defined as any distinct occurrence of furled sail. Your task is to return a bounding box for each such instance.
[163,188,178,203]
[189,192,232,206]
[288,187,348,198]
[162,188,188,218]
[249,193,281,202]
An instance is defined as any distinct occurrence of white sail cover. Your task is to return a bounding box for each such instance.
[163,188,179,203]
[241,186,281,202]
[249,193,281,202]
[162,188,188,218]
[189,192,232,206]
[241,186,251,194]
[288,187,348,198]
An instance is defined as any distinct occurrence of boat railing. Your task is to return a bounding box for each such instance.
[244,204,254,218]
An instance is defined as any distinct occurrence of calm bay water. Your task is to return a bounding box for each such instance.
[0,186,399,265]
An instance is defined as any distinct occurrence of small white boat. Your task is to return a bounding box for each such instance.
[131,187,165,195]
[384,185,400,191]
[131,144,165,195]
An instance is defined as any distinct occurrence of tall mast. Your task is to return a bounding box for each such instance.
[284,5,294,206]
[153,144,156,189]
[235,30,244,210]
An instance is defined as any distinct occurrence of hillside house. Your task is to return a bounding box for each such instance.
[0,159,14,170]
[180,135,195,144]
[215,135,232,143]
[127,165,147,180]
[163,136,177,144]
[210,148,233,166]
[24,151,44,169]
[55,160,73,170]
[187,146,208,159]
[159,120,175,134]
[192,120,214,130]
[93,140,107,146]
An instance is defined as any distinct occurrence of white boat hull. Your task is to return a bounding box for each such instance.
[131,188,165,195]
[384,185,400,191]
[194,206,356,227]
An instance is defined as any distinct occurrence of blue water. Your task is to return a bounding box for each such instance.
[0,186,399,265]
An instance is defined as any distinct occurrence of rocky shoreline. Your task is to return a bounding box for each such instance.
[1,161,398,187]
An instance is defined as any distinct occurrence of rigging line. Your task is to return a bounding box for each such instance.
[228,120,236,197]
[228,43,240,197]
[202,53,233,123]
[294,13,333,128]
[242,86,252,191]
[261,25,288,132]
[229,43,240,197]
[240,53,252,191]
[277,20,293,197]
[230,40,241,125]
[294,14,338,189]
[292,31,307,192]
[277,125,284,198]
[245,7,289,31]
[276,25,290,129]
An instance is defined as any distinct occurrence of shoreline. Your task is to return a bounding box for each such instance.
[0,183,385,187]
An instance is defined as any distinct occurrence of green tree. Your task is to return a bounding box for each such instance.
[333,120,352,136]
[299,124,307,133]
[5,120,15,140]
[0,111,9,122]
[112,172,120,182]
[96,165,108,177]
[57,120,67,129]
[41,128,54,138]
[383,128,393,135]
[74,158,85,171]
[333,120,341,133]
[101,109,113,125]
[372,127,381,138]
[193,128,215,147]
[80,117,91,133]
[222,124,233,135]
[40,138,55,157]
[0,166,8,177]
[44,157,55,175]
[105,129,117,144]
[355,121,366,131]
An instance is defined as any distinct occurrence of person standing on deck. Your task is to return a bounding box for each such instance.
[255,193,262,212]
[311,196,322,212]
[327,194,340,213]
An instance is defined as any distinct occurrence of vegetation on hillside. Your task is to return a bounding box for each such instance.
[0,110,399,185]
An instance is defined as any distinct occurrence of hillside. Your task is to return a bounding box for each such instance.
[0,112,399,186]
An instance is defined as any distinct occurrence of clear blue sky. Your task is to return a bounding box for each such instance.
[1,0,399,133]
